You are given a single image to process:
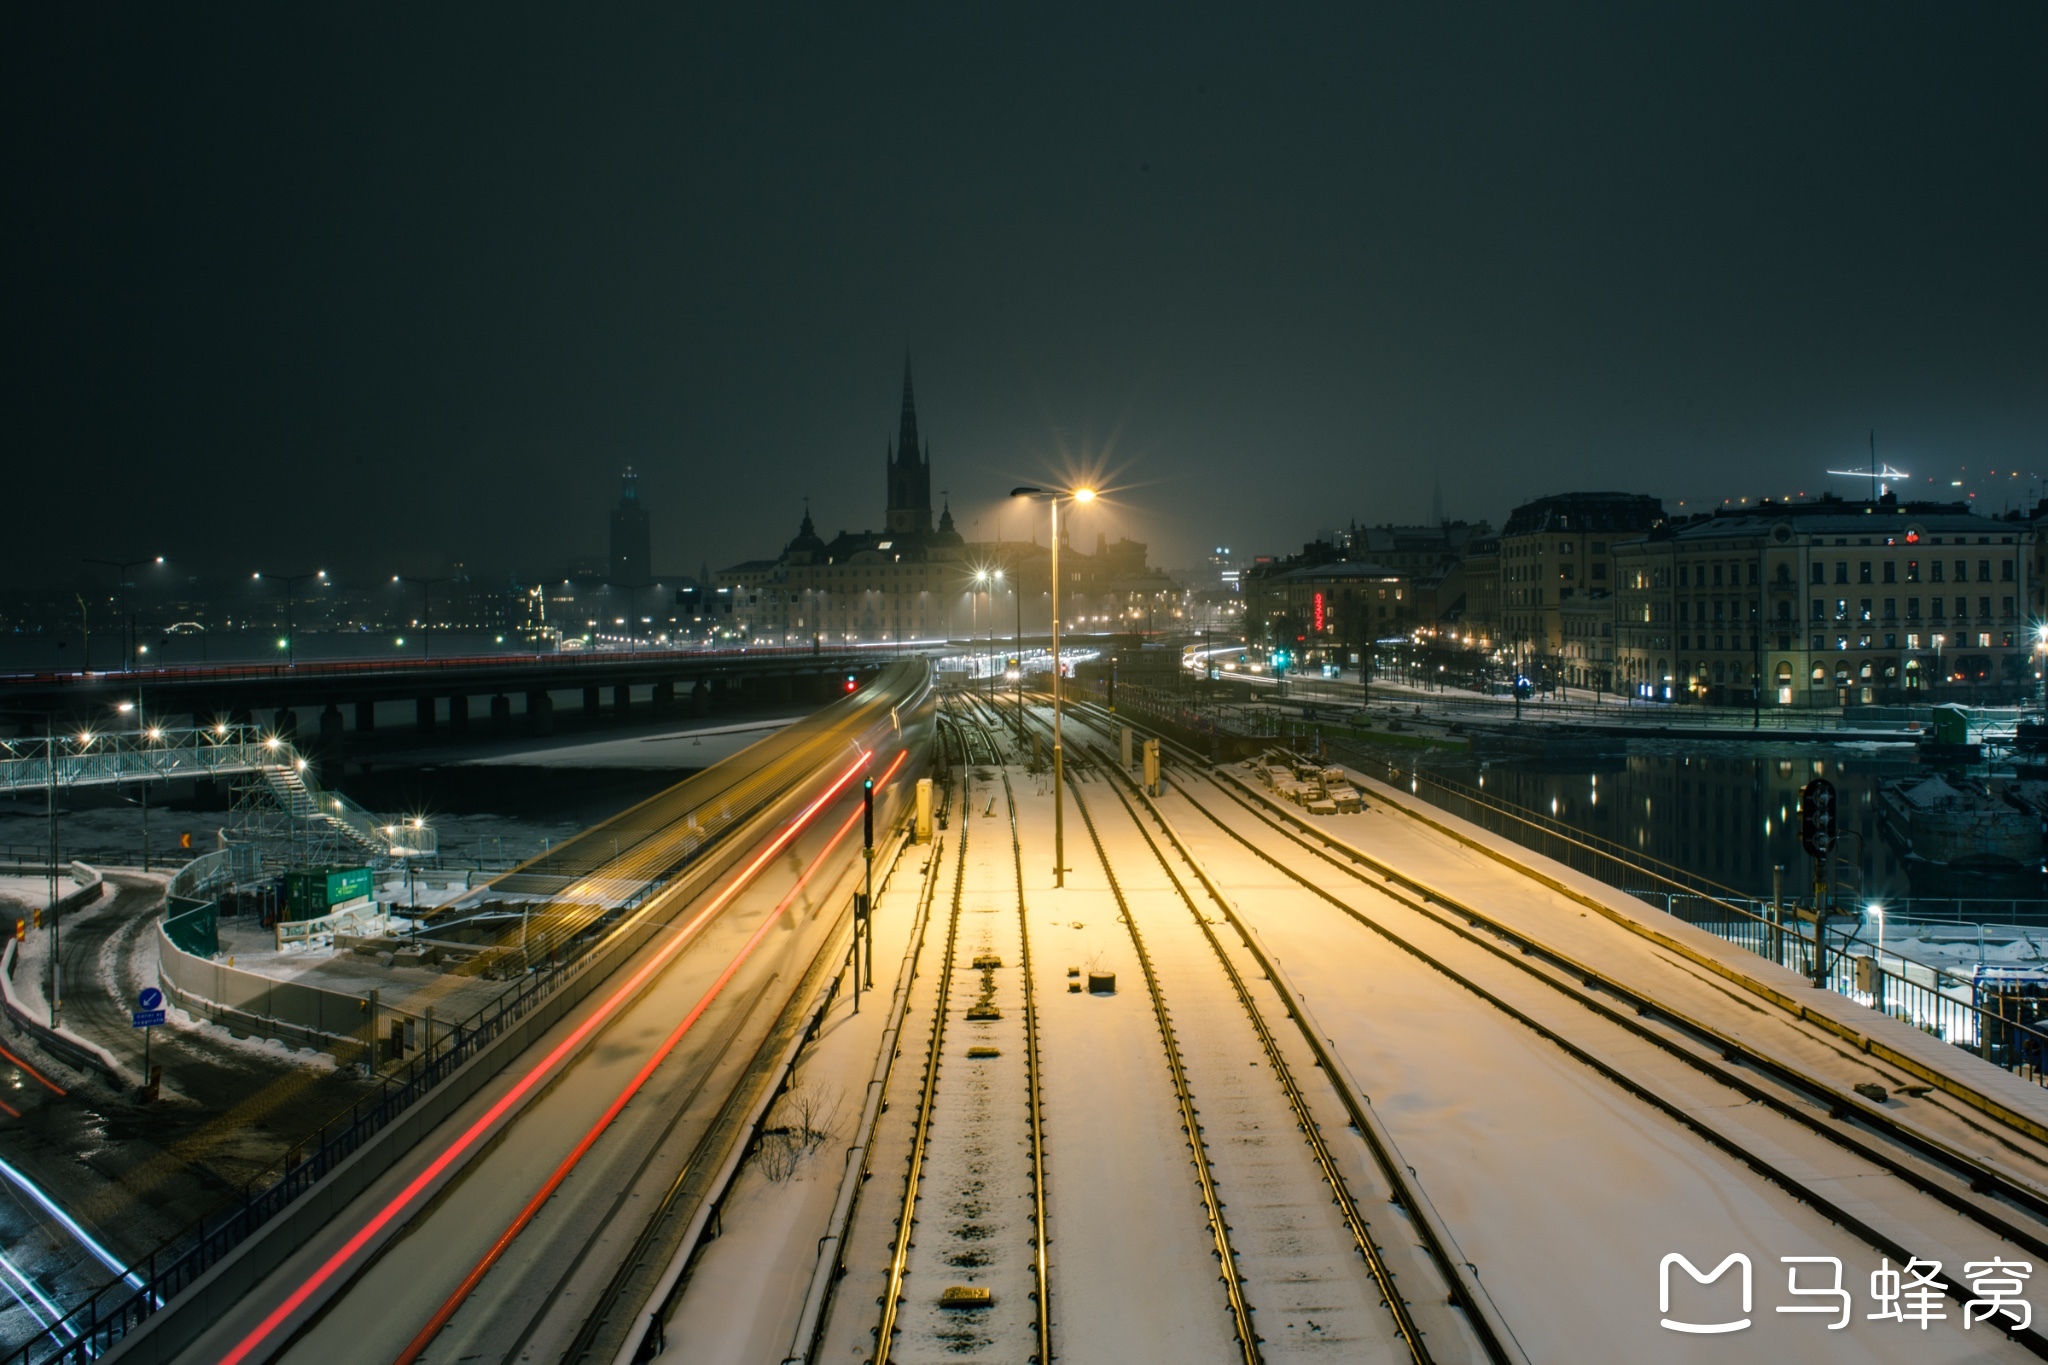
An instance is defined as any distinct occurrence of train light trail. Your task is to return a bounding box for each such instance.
[218,748,880,1365]
[397,747,908,1363]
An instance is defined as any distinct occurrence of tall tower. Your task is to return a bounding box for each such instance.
[886,354,934,536]
[609,466,651,584]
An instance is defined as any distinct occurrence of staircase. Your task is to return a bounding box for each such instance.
[259,758,434,861]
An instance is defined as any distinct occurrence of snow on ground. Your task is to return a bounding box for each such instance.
[1305,765,2048,1167]
[464,715,806,770]
[1069,768,1441,1365]
[1010,771,1244,1365]
[660,836,936,1364]
[1154,773,2027,1363]
[211,916,508,1023]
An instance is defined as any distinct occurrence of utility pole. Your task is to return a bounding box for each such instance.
[862,776,874,989]
[45,719,60,1027]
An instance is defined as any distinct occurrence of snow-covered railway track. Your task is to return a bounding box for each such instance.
[1063,756,1470,1365]
[1143,745,2048,1357]
[1196,762,2048,1234]
[873,707,1050,1365]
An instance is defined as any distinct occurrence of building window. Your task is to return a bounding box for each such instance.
[1979,560,1992,581]
[1906,560,1919,582]
[1810,562,1825,585]
[1836,562,1849,584]
[1884,599,1897,620]
[1883,561,1896,583]
[1859,562,1873,584]
[1931,561,1945,583]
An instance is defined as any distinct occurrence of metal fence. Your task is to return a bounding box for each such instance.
[1334,750,2048,1087]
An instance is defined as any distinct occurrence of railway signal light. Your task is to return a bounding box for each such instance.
[845,674,858,692]
[1799,777,1836,860]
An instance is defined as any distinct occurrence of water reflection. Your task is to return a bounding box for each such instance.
[1420,743,2048,904]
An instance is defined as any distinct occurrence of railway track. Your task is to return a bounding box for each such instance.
[1062,749,1470,1365]
[873,702,1050,1364]
[1075,700,2048,1357]
[1003,696,1517,1365]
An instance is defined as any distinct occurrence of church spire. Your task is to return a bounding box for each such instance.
[886,351,934,536]
[897,352,921,466]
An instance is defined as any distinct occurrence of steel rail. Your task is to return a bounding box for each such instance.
[781,768,954,1365]
[1000,758,1053,1364]
[1027,700,1508,1364]
[872,712,974,1365]
[1074,761,1438,1365]
[1084,694,2048,1175]
[1161,752,2048,1356]
[1058,764,1258,1365]
[1197,758,2048,1233]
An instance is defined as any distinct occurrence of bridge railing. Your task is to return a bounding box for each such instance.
[0,725,278,796]
[0,640,918,690]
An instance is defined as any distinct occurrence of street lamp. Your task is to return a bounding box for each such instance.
[1012,484,1096,888]
[989,568,1005,704]
[83,556,163,671]
[392,575,458,659]
[254,570,328,667]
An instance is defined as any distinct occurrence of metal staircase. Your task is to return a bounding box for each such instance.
[4,722,434,867]
[257,762,414,859]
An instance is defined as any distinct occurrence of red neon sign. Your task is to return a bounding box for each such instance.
[1313,591,1326,632]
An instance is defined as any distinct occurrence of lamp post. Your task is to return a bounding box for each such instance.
[989,569,1005,705]
[254,570,328,667]
[392,575,458,659]
[971,569,985,688]
[1012,485,1096,888]
[83,556,163,671]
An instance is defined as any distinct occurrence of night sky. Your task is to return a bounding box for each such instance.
[7,5,2045,587]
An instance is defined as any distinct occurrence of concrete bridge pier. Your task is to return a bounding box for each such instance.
[766,673,793,705]
[527,690,554,735]
[653,680,674,714]
[319,704,345,753]
[583,686,601,720]
[490,694,512,733]
[448,693,469,734]
[272,707,298,743]
[416,696,437,736]
[355,699,376,734]
[613,684,631,717]
[691,680,711,716]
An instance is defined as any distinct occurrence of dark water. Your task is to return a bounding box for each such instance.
[1391,741,2048,906]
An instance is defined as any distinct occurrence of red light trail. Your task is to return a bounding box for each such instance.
[394,747,906,1363]
[219,748,882,1365]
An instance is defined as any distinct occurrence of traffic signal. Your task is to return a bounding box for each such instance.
[1799,778,1836,860]
[845,674,858,692]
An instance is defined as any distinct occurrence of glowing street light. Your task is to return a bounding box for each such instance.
[1011,484,1098,888]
